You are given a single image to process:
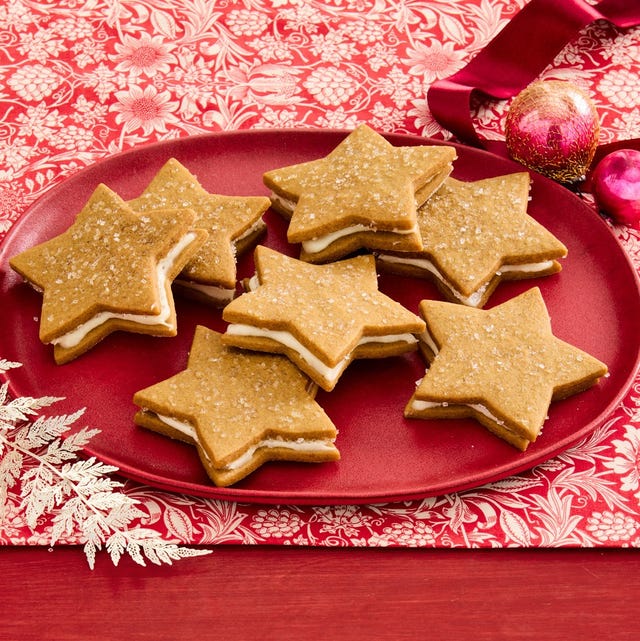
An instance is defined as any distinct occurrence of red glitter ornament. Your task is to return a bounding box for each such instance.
[590,149,640,228]
[505,80,600,183]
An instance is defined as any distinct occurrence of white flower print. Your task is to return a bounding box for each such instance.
[77,62,120,102]
[364,42,395,73]
[0,0,34,33]
[15,103,64,140]
[16,29,66,64]
[597,69,640,109]
[225,63,301,106]
[586,511,638,543]
[337,20,386,46]
[225,9,270,36]
[303,66,359,106]
[169,52,215,119]
[0,137,33,171]
[370,102,405,131]
[605,425,640,493]
[315,106,359,129]
[404,40,466,83]
[111,85,180,135]
[380,520,437,546]
[113,33,177,77]
[50,17,96,40]
[71,95,108,128]
[52,125,94,152]
[609,109,640,140]
[0,182,25,220]
[71,37,108,69]
[7,64,63,101]
[314,505,372,538]
[309,31,357,65]
[249,34,294,62]
[407,97,453,138]
[251,509,303,538]
[603,30,640,67]
[255,107,301,128]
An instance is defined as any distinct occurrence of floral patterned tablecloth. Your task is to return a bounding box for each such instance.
[1,1,639,560]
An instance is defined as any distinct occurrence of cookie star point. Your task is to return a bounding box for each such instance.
[134,326,339,487]
[223,245,425,390]
[128,158,269,304]
[378,173,568,307]
[10,183,206,363]
[264,124,457,262]
[406,287,608,450]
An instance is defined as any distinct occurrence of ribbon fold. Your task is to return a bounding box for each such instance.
[427,0,640,162]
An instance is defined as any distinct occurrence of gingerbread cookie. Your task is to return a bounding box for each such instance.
[222,245,426,391]
[377,173,567,307]
[133,326,340,487]
[405,287,608,450]
[128,158,269,306]
[263,124,457,263]
[9,184,207,364]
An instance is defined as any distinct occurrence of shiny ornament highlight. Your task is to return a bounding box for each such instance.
[505,80,600,183]
[590,149,640,228]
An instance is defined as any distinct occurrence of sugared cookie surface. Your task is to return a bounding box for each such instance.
[9,184,207,364]
[222,245,426,391]
[264,124,457,263]
[129,158,269,306]
[377,173,567,307]
[405,287,608,450]
[133,326,340,487]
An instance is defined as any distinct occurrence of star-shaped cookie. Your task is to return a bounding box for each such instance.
[128,158,269,306]
[263,124,457,263]
[9,184,207,364]
[405,287,608,450]
[133,326,340,487]
[222,245,426,391]
[377,173,567,307]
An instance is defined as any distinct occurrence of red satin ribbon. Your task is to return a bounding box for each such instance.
[427,0,640,163]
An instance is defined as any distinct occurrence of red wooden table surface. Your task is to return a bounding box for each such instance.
[2,6,640,638]
[4,546,639,641]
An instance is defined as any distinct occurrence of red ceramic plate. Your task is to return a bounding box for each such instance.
[1,130,639,505]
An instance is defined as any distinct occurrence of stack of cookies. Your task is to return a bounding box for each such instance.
[9,125,608,487]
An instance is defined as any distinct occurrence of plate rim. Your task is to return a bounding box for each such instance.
[1,127,640,505]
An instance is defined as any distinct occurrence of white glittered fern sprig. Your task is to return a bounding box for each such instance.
[0,359,210,569]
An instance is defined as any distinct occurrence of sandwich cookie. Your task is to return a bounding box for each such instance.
[376,173,567,307]
[222,245,426,391]
[129,158,269,306]
[263,124,457,263]
[405,288,608,450]
[9,184,207,364]
[133,326,340,487]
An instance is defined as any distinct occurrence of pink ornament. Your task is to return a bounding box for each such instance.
[590,149,640,228]
[505,80,600,183]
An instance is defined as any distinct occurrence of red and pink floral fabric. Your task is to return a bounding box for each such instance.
[1,0,639,548]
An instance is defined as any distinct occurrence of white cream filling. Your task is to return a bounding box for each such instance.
[409,399,505,427]
[153,412,334,471]
[270,192,296,213]
[302,223,419,254]
[419,328,439,356]
[233,218,265,245]
[156,412,198,440]
[175,279,236,303]
[377,254,554,307]
[226,323,417,385]
[270,191,418,254]
[223,437,336,471]
[52,232,198,349]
